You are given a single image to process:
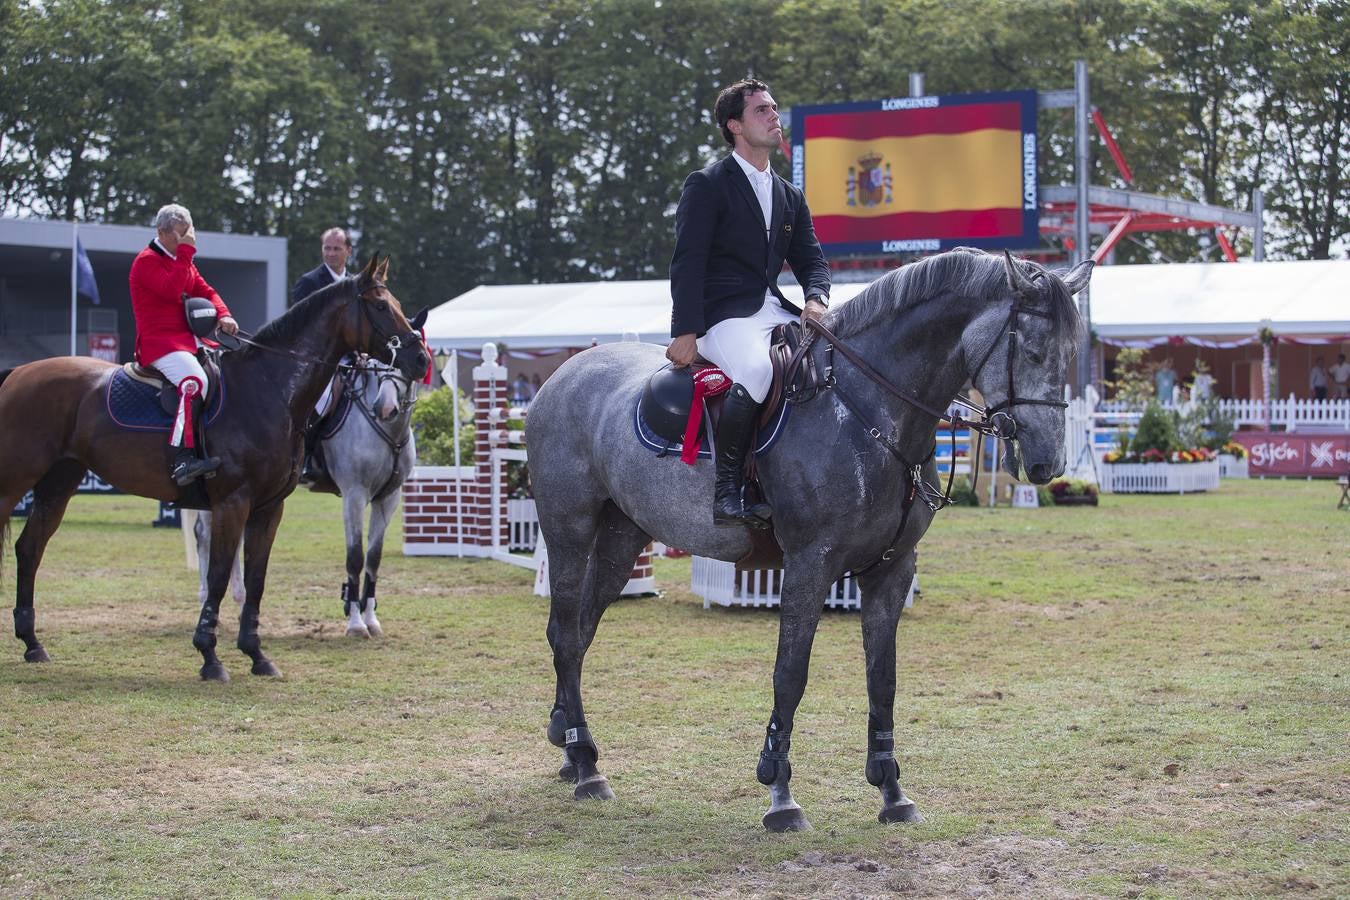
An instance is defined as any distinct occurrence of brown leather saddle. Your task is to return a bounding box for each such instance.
[124,350,223,415]
[685,322,829,439]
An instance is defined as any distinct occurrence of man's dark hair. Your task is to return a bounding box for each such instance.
[715,78,771,147]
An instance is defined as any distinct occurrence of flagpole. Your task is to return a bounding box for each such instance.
[70,222,79,356]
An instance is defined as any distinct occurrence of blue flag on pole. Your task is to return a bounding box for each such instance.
[75,237,100,305]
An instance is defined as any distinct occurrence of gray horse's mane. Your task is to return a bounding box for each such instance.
[827,247,1084,356]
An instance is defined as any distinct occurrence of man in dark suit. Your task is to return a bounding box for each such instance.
[668,78,831,528]
[294,226,352,487]
[291,227,352,304]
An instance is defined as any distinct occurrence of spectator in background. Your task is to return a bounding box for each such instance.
[292,227,351,305]
[530,373,543,397]
[1309,356,1328,401]
[1154,359,1177,405]
[510,373,533,406]
[1330,353,1350,400]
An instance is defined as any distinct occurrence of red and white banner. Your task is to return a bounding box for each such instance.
[1231,432,1350,477]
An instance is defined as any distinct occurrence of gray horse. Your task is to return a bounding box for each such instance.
[526,248,1091,831]
[196,359,418,637]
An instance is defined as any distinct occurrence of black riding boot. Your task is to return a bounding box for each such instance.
[170,445,220,485]
[712,384,772,529]
[169,393,219,485]
[300,415,324,484]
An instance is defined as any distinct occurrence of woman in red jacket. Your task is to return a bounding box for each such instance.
[129,204,239,485]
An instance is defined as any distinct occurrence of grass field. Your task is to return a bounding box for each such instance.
[0,479,1345,897]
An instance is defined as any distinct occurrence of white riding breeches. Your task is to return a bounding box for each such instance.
[696,297,798,403]
[149,350,209,398]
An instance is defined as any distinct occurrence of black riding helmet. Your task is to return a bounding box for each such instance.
[641,364,695,443]
[183,294,218,338]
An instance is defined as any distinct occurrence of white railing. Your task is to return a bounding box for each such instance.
[1099,460,1220,494]
[1097,396,1350,431]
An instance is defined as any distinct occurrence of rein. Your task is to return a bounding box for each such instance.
[217,281,418,375]
[799,295,1068,573]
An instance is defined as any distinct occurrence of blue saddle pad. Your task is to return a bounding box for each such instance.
[105,368,226,432]
[633,397,790,460]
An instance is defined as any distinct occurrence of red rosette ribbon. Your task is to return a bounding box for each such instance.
[680,367,731,464]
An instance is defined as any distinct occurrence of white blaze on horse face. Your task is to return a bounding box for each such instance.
[375,376,400,419]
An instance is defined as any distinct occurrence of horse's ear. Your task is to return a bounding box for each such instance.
[410,306,428,330]
[1060,259,1095,295]
[1002,250,1033,294]
[358,254,380,284]
[374,255,391,283]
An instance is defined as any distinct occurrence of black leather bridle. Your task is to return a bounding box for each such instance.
[219,280,422,377]
[800,288,1067,571]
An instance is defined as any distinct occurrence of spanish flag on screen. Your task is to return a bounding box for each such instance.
[795,91,1037,251]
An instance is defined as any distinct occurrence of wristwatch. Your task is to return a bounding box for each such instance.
[806,293,828,308]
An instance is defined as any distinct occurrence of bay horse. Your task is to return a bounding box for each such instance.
[0,255,429,680]
[193,357,419,638]
[526,249,1091,830]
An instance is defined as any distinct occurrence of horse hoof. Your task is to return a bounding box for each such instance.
[250,659,282,677]
[879,800,922,824]
[573,775,614,801]
[200,662,230,682]
[346,625,371,639]
[23,646,50,663]
[365,622,384,638]
[762,806,812,833]
[559,761,578,783]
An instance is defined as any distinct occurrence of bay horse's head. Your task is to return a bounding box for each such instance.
[964,251,1091,484]
[350,254,429,384]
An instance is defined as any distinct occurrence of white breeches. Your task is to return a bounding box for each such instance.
[696,297,798,403]
[150,350,210,397]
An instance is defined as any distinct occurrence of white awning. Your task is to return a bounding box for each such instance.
[422,259,1350,351]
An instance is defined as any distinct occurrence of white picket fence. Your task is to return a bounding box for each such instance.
[1099,460,1221,494]
[1097,396,1350,431]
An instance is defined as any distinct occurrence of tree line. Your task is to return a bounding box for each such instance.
[2,0,1345,308]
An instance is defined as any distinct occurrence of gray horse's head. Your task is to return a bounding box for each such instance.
[964,252,1092,484]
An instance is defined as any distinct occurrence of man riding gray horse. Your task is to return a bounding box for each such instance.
[667,78,830,529]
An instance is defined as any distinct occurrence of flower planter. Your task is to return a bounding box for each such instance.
[1099,460,1220,494]
[1217,453,1249,479]
[1052,493,1099,506]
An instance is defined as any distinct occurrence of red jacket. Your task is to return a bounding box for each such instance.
[129,241,232,365]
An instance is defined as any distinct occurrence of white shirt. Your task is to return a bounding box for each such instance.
[1331,361,1350,384]
[152,237,177,261]
[325,264,346,282]
[731,151,780,308]
[732,150,774,236]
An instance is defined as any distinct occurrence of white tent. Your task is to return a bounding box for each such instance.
[1089,259,1349,341]
[421,259,1350,351]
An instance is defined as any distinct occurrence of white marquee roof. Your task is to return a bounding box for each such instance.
[422,259,1350,351]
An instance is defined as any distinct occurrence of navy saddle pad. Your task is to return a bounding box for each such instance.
[105,368,226,432]
[633,396,790,461]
